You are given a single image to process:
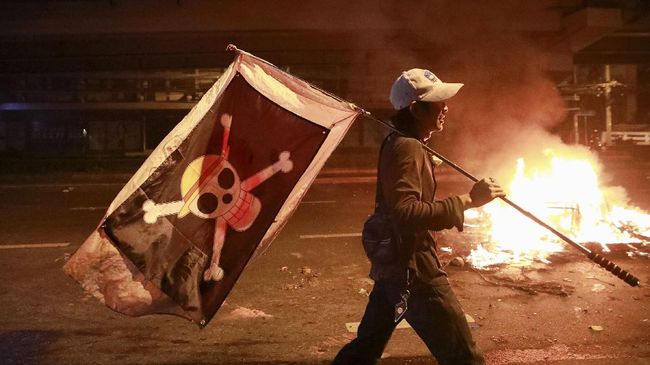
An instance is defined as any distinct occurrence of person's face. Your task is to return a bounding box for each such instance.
[411,101,449,141]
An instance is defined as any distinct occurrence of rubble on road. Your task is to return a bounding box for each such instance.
[465,313,479,329]
[226,306,273,320]
[450,256,465,267]
[471,267,574,296]
[281,266,320,290]
[591,283,606,292]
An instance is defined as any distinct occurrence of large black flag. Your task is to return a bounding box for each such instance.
[64,49,360,326]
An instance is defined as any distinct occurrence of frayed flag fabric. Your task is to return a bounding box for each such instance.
[63,48,361,327]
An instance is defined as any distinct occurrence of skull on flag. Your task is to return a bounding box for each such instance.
[140,113,294,282]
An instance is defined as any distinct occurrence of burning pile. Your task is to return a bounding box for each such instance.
[465,148,650,269]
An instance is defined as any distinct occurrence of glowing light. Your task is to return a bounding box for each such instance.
[467,148,650,269]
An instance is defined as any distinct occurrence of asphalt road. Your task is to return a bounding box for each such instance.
[0,172,649,365]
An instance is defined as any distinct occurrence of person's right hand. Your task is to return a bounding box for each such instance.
[469,178,505,208]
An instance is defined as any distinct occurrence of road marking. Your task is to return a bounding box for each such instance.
[0,242,70,249]
[0,183,123,189]
[312,174,466,184]
[320,168,376,175]
[346,321,411,333]
[313,176,376,185]
[300,200,336,205]
[346,313,475,333]
[0,172,464,189]
[299,233,361,239]
[71,206,108,211]
[0,178,374,187]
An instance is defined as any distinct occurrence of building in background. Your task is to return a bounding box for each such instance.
[0,0,648,161]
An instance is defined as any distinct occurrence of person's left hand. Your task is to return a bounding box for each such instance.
[468,177,505,208]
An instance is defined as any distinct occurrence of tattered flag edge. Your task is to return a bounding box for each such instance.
[64,61,240,324]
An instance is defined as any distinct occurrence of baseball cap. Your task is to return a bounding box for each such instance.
[389,68,463,110]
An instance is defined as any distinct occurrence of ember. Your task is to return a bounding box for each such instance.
[466,147,650,269]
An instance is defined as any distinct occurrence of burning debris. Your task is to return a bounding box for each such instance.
[436,147,649,294]
[462,149,650,270]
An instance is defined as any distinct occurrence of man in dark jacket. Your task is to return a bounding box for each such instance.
[332,69,505,365]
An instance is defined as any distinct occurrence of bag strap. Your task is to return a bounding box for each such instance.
[375,133,416,289]
[374,133,391,214]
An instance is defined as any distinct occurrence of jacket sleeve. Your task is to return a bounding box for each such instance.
[381,137,464,233]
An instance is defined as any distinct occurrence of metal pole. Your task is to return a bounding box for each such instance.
[604,64,613,145]
[142,116,147,153]
[573,113,580,144]
[573,65,580,144]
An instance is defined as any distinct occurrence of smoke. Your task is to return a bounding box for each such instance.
[346,0,569,178]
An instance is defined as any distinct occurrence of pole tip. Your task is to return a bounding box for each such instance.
[226,44,239,52]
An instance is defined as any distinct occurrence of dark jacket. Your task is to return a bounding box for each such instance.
[378,132,465,286]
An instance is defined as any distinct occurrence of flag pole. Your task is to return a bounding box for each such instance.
[225,44,641,287]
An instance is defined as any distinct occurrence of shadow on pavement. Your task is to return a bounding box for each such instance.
[159,357,437,365]
[0,330,59,365]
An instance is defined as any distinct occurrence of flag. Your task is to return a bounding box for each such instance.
[63,48,361,327]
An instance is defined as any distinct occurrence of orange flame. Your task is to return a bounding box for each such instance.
[467,148,650,269]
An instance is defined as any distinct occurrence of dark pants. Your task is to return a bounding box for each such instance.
[332,278,485,365]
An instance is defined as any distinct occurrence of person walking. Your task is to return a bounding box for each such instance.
[332,68,505,365]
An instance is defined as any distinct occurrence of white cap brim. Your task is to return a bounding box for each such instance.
[420,82,464,103]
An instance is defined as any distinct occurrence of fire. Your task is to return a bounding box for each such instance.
[466,148,650,269]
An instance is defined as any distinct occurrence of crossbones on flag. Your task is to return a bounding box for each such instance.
[63,48,360,327]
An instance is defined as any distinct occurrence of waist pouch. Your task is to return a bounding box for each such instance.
[362,212,398,264]
[362,211,406,287]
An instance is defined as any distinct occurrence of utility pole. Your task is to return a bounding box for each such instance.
[604,64,613,145]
